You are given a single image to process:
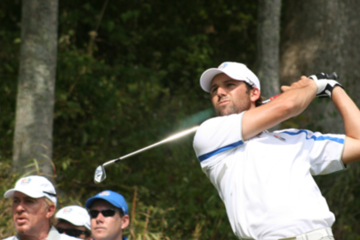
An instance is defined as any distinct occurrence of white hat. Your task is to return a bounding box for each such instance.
[4,175,57,206]
[200,62,261,92]
[56,205,91,230]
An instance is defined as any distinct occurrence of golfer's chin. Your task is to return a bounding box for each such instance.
[216,106,237,116]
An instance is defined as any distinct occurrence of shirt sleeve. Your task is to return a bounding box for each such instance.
[193,112,244,164]
[307,130,346,175]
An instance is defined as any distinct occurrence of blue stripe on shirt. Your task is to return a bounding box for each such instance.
[282,130,344,144]
[198,140,244,162]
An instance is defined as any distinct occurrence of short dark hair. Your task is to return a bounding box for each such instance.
[244,82,263,107]
[118,207,125,217]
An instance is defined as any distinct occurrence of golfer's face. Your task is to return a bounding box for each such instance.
[210,73,252,116]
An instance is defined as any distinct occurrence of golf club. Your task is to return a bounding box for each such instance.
[94,72,339,183]
[94,126,199,183]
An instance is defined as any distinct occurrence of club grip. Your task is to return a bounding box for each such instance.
[328,72,339,80]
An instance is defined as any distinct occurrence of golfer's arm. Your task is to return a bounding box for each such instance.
[332,87,360,164]
[242,78,317,140]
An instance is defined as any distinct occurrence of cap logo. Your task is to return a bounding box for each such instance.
[20,178,32,185]
[99,191,110,196]
[218,62,228,69]
[63,207,73,213]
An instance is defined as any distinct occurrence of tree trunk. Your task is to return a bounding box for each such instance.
[12,0,59,182]
[256,0,282,99]
[280,0,360,133]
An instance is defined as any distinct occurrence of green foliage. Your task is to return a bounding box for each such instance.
[2,0,360,239]
[0,159,17,238]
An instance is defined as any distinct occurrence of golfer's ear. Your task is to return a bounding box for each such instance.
[250,88,260,102]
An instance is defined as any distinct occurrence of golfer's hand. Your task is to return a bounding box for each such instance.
[281,76,317,93]
[308,73,344,98]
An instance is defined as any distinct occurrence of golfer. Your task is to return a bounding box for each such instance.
[193,62,360,239]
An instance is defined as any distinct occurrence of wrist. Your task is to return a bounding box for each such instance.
[332,84,344,95]
[310,80,318,94]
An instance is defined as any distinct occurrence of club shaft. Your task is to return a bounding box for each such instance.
[102,96,278,168]
[102,126,199,167]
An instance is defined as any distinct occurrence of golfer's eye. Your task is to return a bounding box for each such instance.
[211,87,218,93]
[227,83,235,87]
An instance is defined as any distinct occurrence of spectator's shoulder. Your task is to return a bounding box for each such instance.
[59,234,82,240]
[2,236,15,240]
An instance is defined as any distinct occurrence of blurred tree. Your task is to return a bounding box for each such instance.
[280,0,360,133]
[256,0,281,99]
[12,0,59,182]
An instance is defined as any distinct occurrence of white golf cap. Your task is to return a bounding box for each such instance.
[200,61,260,92]
[4,175,57,206]
[56,205,91,230]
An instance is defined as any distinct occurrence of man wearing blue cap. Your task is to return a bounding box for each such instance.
[85,190,129,240]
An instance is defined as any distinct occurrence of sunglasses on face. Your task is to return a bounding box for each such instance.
[57,228,90,238]
[89,208,120,218]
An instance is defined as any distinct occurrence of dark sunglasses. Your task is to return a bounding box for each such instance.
[57,228,90,237]
[89,208,120,218]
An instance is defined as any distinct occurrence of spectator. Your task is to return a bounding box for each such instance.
[55,205,92,240]
[2,175,78,240]
[85,190,129,240]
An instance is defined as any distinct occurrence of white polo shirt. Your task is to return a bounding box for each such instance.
[2,226,81,240]
[193,112,345,239]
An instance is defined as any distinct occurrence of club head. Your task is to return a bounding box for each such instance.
[94,165,106,184]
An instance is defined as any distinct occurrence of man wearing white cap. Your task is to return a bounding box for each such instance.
[85,190,129,240]
[55,205,92,240]
[2,175,78,240]
[193,62,360,239]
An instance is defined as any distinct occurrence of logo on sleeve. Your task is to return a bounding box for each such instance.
[273,134,286,142]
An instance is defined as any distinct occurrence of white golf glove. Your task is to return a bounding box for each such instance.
[308,73,343,98]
